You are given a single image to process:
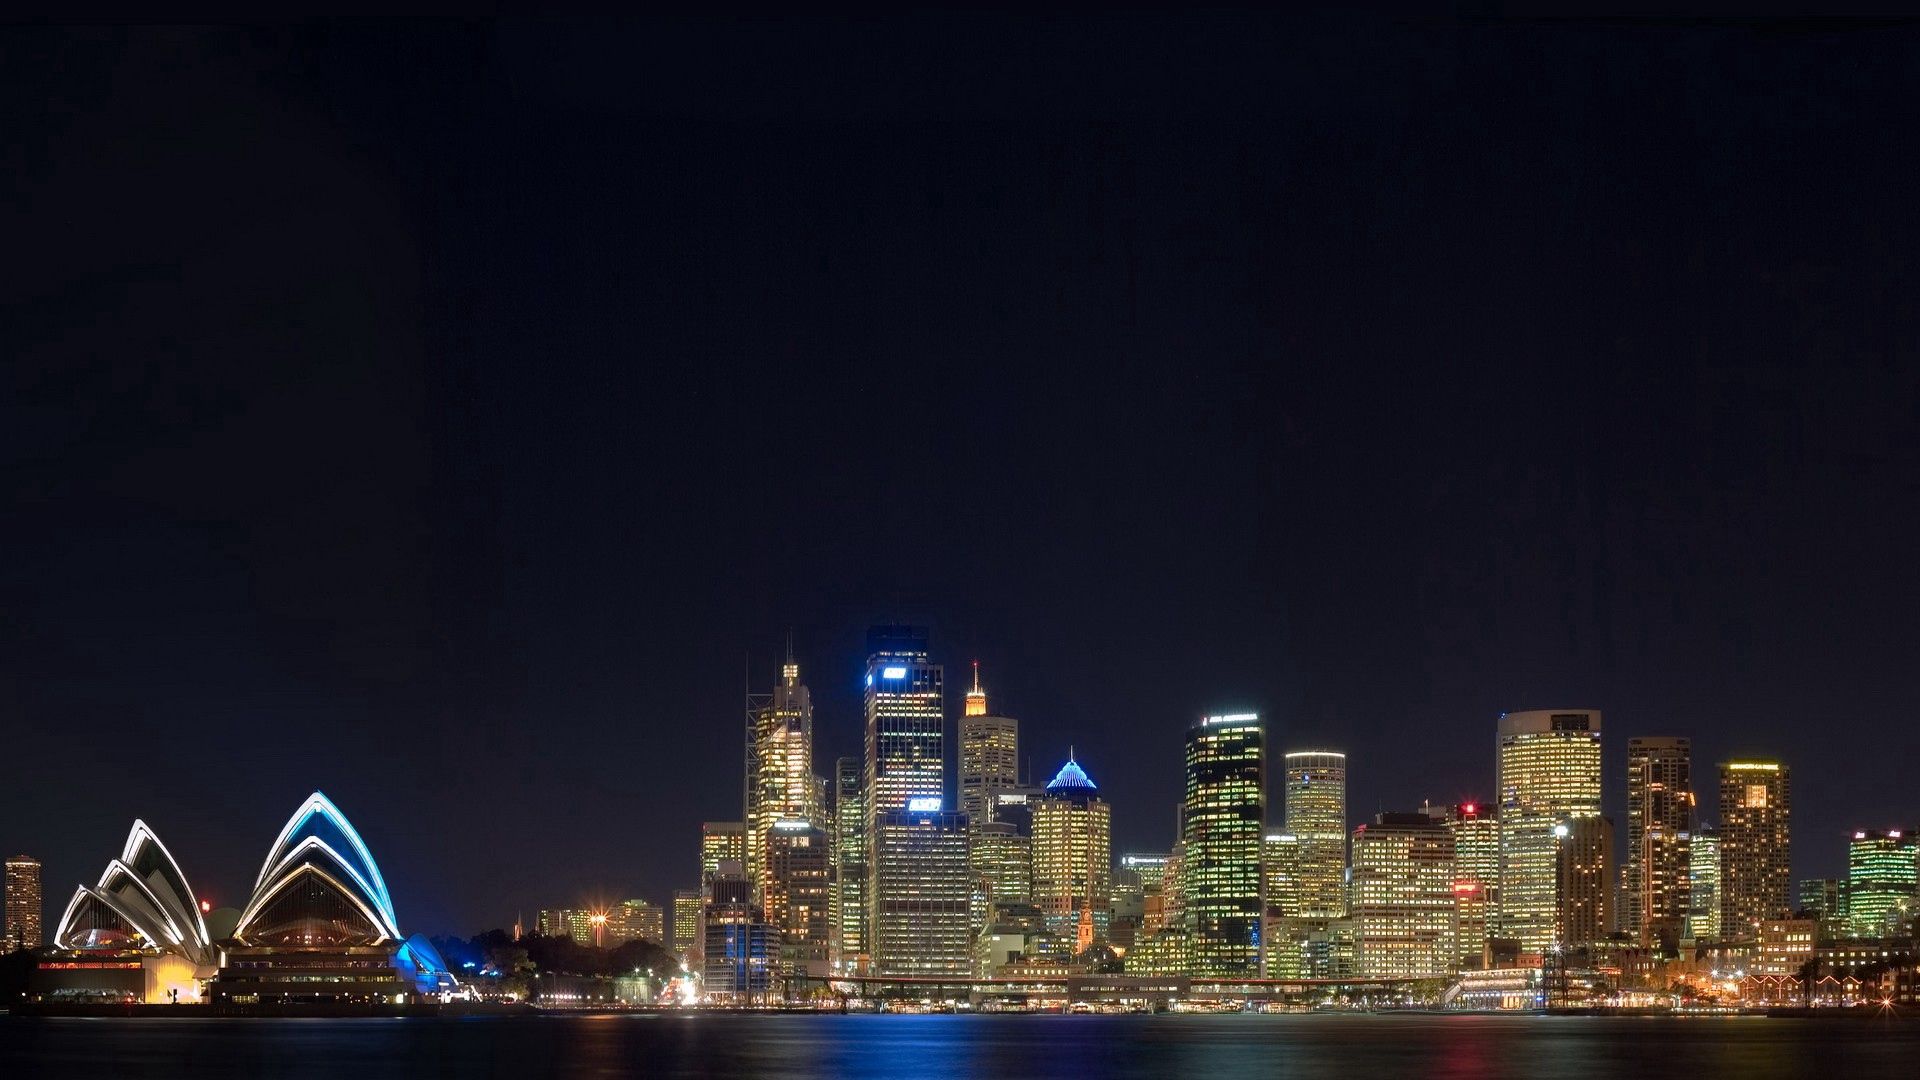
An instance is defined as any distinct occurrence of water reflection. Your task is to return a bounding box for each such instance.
[2,1013,1917,1079]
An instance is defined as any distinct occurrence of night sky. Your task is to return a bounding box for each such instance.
[5,16,1918,936]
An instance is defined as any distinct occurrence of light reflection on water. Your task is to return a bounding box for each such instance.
[2,1013,1917,1079]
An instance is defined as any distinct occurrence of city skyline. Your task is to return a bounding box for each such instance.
[6,16,1919,946]
[3,629,1910,939]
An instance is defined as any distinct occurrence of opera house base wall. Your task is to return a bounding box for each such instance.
[211,946,416,1005]
[32,953,214,1005]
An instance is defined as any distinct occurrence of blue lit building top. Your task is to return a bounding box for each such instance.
[1045,751,1097,794]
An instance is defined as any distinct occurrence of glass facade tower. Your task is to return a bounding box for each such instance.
[1496,709,1603,954]
[1183,712,1264,977]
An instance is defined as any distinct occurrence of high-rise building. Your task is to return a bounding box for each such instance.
[703,870,774,1004]
[1847,829,1917,938]
[959,662,1020,823]
[1554,815,1614,950]
[869,806,972,977]
[701,822,746,894]
[605,898,663,944]
[863,625,944,823]
[1031,753,1112,944]
[1183,712,1264,977]
[1625,737,1693,950]
[4,855,42,951]
[970,821,1032,926]
[1122,853,1171,896]
[1443,802,1499,969]
[1496,709,1603,954]
[1351,813,1458,978]
[1264,833,1302,916]
[832,756,867,969]
[748,655,816,891]
[1797,877,1850,942]
[1688,826,1721,942]
[764,820,834,984]
[1718,759,1791,941]
[1282,751,1348,918]
[671,889,703,961]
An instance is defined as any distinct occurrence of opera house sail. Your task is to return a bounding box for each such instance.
[38,791,455,1007]
[44,820,215,1003]
[214,792,452,1004]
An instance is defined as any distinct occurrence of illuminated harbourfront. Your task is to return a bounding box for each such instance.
[7,625,1912,1014]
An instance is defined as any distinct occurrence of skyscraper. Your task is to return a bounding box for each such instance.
[700,822,745,894]
[970,821,1032,928]
[832,755,867,969]
[670,888,703,961]
[1496,709,1602,954]
[1797,877,1850,942]
[1718,759,1790,941]
[764,820,834,983]
[1351,813,1458,978]
[863,625,944,823]
[748,655,816,891]
[959,662,1020,823]
[1282,751,1348,918]
[1554,815,1614,950]
[1183,712,1264,977]
[870,805,972,976]
[1031,752,1112,944]
[1847,829,1917,938]
[703,870,774,1004]
[1688,826,1721,942]
[4,855,41,951]
[1625,736,1693,950]
[1445,802,1500,969]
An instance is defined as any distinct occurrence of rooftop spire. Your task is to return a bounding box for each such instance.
[964,659,988,716]
[781,628,798,685]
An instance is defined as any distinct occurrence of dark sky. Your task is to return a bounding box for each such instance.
[5,15,1918,936]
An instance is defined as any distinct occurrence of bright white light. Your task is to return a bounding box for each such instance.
[882,665,908,679]
[1553,824,1570,838]
[907,797,942,812]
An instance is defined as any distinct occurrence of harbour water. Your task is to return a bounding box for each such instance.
[3,1012,1917,1079]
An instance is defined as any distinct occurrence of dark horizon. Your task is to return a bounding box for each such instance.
[6,15,1919,937]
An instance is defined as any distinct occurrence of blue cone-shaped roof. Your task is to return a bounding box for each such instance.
[1046,755,1097,793]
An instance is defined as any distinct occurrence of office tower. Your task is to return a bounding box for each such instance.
[1282,751,1349,918]
[1496,709,1603,954]
[605,899,663,944]
[971,821,1032,924]
[1623,737,1693,950]
[567,909,599,947]
[1797,877,1850,942]
[959,662,1020,823]
[863,625,944,823]
[764,820,834,983]
[830,756,868,970]
[1688,826,1721,942]
[748,655,816,891]
[1122,854,1170,896]
[1718,759,1791,941]
[671,889,703,960]
[1553,816,1614,950]
[1351,813,1458,978]
[4,855,41,951]
[1443,803,1500,969]
[1847,829,1917,938]
[870,805,971,977]
[1264,833,1302,916]
[1031,753,1112,944]
[701,821,746,894]
[1183,712,1265,977]
[703,869,774,1004]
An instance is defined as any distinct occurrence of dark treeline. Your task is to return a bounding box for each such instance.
[429,931,679,980]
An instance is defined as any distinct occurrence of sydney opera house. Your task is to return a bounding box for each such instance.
[37,792,456,1006]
